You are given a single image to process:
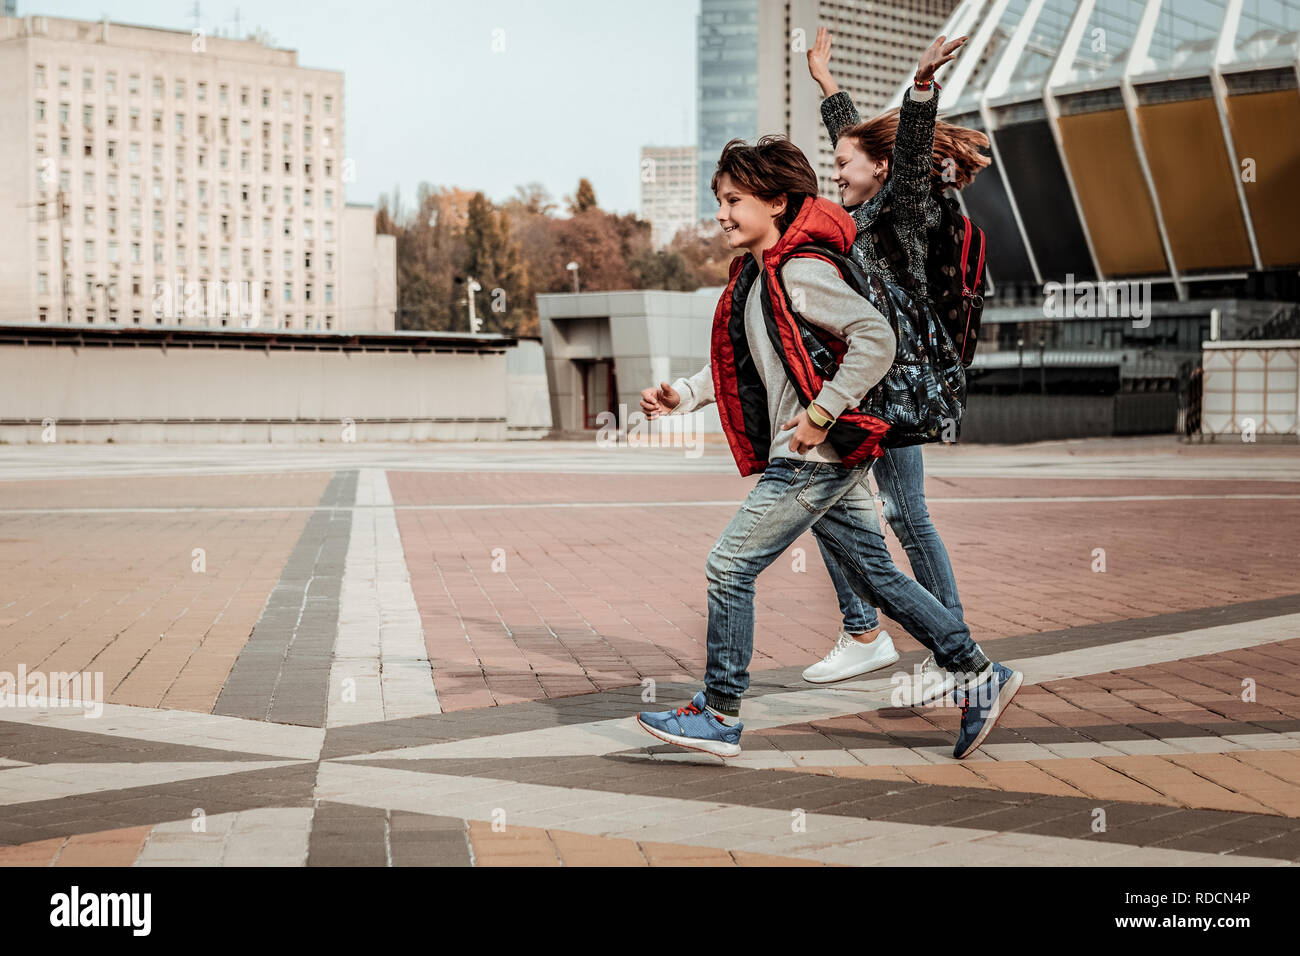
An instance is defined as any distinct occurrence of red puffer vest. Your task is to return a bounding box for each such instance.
[711,195,892,477]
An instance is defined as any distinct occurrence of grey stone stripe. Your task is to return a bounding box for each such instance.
[306,801,472,867]
[319,591,1300,758]
[0,721,287,765]
[214,470,358,727]
[353,754,1300,861]
[0,762,318,847]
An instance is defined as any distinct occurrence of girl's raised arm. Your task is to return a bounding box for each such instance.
[808,27,860,145]
[890,35,966,237]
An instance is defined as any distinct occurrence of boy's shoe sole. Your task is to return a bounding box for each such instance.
[954,668,1023,760]
[635,716,741,758]
[801,648,900,684]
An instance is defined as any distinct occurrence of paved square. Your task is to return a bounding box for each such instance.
[1,437,1298,865]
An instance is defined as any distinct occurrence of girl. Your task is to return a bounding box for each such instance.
[799,28,992,699]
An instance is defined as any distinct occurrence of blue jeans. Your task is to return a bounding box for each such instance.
[703,456,988,712]
[817,443,964,633]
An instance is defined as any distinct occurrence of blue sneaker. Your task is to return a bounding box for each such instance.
[636,691,742,758]
[952,663,1023,759]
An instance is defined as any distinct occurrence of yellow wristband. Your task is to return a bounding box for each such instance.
[807,404,835,428]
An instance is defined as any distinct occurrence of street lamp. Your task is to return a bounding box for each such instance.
[566,260,580,293]
[1016,336,1024,392]
[466,276,483,333]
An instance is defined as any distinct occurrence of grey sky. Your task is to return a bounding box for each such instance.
[25,0,700,215]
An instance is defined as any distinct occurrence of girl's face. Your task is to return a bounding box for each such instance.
[833,137,887,207]
[714,172,785,255]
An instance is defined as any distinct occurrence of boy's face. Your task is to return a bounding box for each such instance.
[714,173,784,253]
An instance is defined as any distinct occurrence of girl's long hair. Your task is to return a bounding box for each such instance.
[839,110,991,190]
[712,134,819,233]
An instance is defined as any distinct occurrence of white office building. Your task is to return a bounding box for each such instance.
[0,13,394,331]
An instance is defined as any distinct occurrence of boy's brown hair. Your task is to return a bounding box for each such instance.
[711,134,819,233]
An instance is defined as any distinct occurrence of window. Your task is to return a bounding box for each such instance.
[323,220,333,241]
[59,66,69,89]
[176,79,186,100]
[129,142,140,164]
[59,102,69,124]
[324,251,333,272]
[198,212,208,235]
[325,284,333,304]
[152,178,163,200]
[84,206,94,226]
[304,188,312,208]
[282,186,292,206]
[241,248,250,269]
[304,125,312,148]
[324,94,333,115]
[283,156,293,174]
[283,218,292,238]
[262,152,270,173]
[152,110,162,133]
[220,149,229,170]
[38,273,49,294]
[262,217,271,239]
[129,107,140,129]
[324,189,333,210]
[106,71,116,94]
[152,76,163,99]
[175,113,185,134]
[220,183,230,205]
[240,216,250,237]
[108,241,119,263]
[152,210,163,232]
[83,69,93,92]
[305,283,312,303]
[197,81,207,102]
[261,87,270,108]
[131,242,141,263]
[322,127,332,148]
[304,250,312,269]
[107,105,117,128]
[283,250,292,271]
[283,123,292,147]
[156,243,166,264]
[283,282,292,303]
[281,90,291,112]
[107,174,118,197]
[129,73,140,95]
[220,246,230,269]
[84,140,93,158]
[108,208,118,230]
[240,86,249,106]
[240,151,249,172]
[263,250,272,271]
[131,208,141,229]
[59,135,69,157]
[152,144,163,168]
[219,83,228,105]
[82,171,94,193]
[130,175,140,198]
[35,64,46,88]
[199,245,209,268]
[240,118,250,141]
[84,239,95,261]
[303,93,312,114]
[220,116,229,139]
[304,220,314,240]
[82,104,93,127]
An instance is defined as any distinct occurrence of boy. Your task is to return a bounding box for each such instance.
[635,135,1021,760]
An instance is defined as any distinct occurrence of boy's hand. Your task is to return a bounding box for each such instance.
[782,407,831,454]
[641,381,681,419]
[916,34,967,85]
[807,27,839,96]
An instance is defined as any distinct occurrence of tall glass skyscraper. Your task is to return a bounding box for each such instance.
[696,0,760,221]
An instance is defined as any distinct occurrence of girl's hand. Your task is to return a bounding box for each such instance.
[916,34,967,84]
[807,26,839,96]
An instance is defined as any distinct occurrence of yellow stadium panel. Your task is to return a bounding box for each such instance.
[1056,109,1168,277]
[1136,98,1254,272]
[1224,89,1300,268]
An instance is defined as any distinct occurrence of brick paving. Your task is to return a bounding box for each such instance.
[0,438,1298,866]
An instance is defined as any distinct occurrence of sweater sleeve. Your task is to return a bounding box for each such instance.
[888,86,938,246]
[781,258,896,419]
[667,362,715,415]
[820,90,862,146]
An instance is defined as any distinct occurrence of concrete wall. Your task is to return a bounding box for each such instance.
[506,337,552,439]
[0,325,514,442]
[1201,340,1299,439]
[340,204,395,331]
[537,289,722,436]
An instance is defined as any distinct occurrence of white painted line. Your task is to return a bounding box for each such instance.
[328,467,440,728]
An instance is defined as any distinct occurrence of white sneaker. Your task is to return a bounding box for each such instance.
[802,629,900,684]
[901,653,959,706]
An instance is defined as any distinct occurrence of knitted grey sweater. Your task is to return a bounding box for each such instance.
[820,86,941,298]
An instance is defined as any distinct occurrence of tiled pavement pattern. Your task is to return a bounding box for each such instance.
[1,438,1298,865]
